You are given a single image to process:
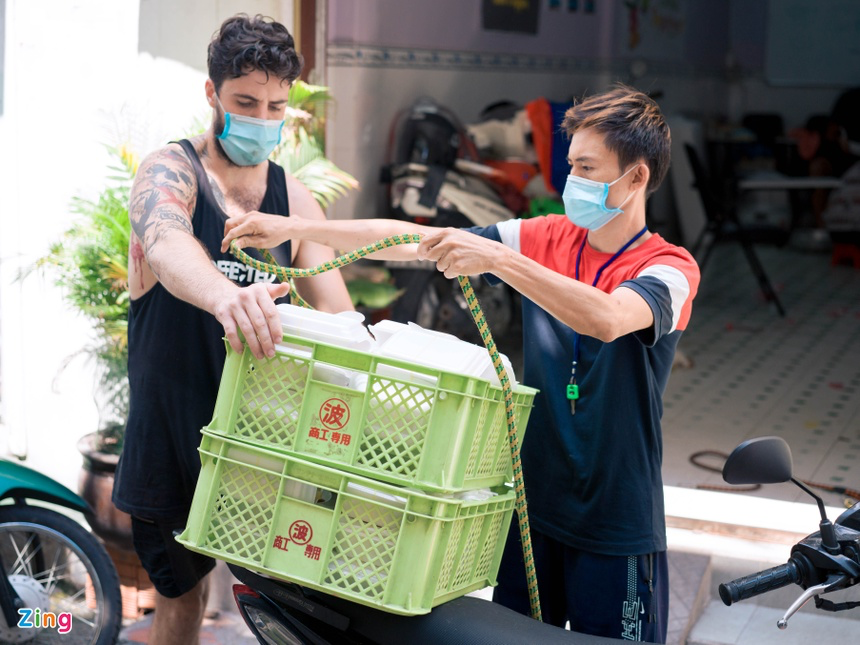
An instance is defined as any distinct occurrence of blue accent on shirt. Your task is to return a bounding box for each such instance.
[465,224,682,555]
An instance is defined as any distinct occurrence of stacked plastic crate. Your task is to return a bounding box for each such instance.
[178,306,536,615]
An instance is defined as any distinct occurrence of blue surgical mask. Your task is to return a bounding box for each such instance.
[215,94,283,166]
[563,165,637,230]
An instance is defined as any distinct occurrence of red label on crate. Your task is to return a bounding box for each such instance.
[272,520,315,552]
[289,520,313,545]
[319,398,350,430]
[307,427,352,445]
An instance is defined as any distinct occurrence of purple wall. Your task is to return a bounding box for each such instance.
[728,0,766,71]
[329,1,741,71]
[329,0,616,58]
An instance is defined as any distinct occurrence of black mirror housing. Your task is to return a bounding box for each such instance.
[723,436,793,485]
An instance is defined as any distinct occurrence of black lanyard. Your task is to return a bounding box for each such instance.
[567,226,648,414]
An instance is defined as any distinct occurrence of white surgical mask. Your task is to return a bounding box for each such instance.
[562,165,637,230]
[215,93,283,166]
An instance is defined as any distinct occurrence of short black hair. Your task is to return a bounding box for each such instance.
[562,84,671,196]
[208,14,303,92]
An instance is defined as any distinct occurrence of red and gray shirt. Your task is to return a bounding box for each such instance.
[469,214,699,555]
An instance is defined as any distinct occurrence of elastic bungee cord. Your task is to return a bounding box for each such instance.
[230,235,543,621]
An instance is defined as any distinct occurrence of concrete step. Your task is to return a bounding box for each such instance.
[672,528,860,644]
[688,599,859,645]
[667,550,712,645]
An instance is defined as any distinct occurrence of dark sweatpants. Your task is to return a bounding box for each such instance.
[492,520,669,643]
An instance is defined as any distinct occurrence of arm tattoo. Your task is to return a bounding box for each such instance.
[129,147,197,256]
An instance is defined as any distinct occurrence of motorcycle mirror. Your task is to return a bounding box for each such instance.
[722,436,793,485]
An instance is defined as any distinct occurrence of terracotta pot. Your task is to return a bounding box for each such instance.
[77,432,157,618]
[76,432,133,552]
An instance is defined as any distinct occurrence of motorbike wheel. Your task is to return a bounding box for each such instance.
[0,505,122,645]
[390,268,517,345]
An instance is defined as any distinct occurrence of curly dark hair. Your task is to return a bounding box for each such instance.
[562,84,671,196]
[208,14,303,91]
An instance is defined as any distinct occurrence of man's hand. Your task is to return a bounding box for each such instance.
[222,211,297,253]
[213,281,291,359]
[417,228,505,278]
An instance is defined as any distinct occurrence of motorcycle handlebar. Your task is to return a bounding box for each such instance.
[719,560,802,606]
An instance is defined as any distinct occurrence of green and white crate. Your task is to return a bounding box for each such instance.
[178,433,516,615]
[206,334,536,492]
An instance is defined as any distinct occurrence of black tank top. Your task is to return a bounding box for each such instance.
[113,140,292,517]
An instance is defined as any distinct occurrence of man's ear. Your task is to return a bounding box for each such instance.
[631,162,650,193]
[205,79,216,108]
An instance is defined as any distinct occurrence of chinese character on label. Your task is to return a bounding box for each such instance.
[332,432,341,444]
[273,535,288,551]
[289,520,313,545]
[308,428,320,439]
[320,398,350,430]
[304,545,322,560]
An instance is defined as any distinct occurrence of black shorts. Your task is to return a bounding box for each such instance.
[131,515,216,599]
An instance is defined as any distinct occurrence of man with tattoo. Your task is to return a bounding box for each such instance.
[112,14,352,643]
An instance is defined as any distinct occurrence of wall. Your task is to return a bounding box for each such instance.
[323,0,852,224]
[138,0,293,74]
[328,0,616,58]
[324,0,734,222]
[727,0,845,129]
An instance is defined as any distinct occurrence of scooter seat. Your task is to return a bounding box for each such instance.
[229,564,621,644]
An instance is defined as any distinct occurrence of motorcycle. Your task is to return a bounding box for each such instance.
[0,457,122,644]
[380,98,523,345]
[228,562,621,645]
[718,436,860,630]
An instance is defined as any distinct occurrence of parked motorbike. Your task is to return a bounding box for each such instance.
[0,457,122,644]
[719,436,860,630]
[381,98,522,344]
[228,562,621,645]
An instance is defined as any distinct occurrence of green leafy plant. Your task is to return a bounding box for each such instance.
[275,82,359,208]
[29,145,137,452]
[275,82,401,309]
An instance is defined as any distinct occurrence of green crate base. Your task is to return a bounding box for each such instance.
[207,334,536,493]
[178,433,516,616]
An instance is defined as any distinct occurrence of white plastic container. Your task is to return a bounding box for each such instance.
[373,322,516,387]
[367,319,410,345]
[277,304,375,352]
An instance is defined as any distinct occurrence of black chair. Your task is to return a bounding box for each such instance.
[684,143,786,316]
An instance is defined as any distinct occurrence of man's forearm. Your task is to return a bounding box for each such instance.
[297,218,432,261]
[148,230,236,314]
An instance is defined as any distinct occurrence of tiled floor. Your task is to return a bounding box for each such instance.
[662,235,860,509]
[118,610,257,644]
